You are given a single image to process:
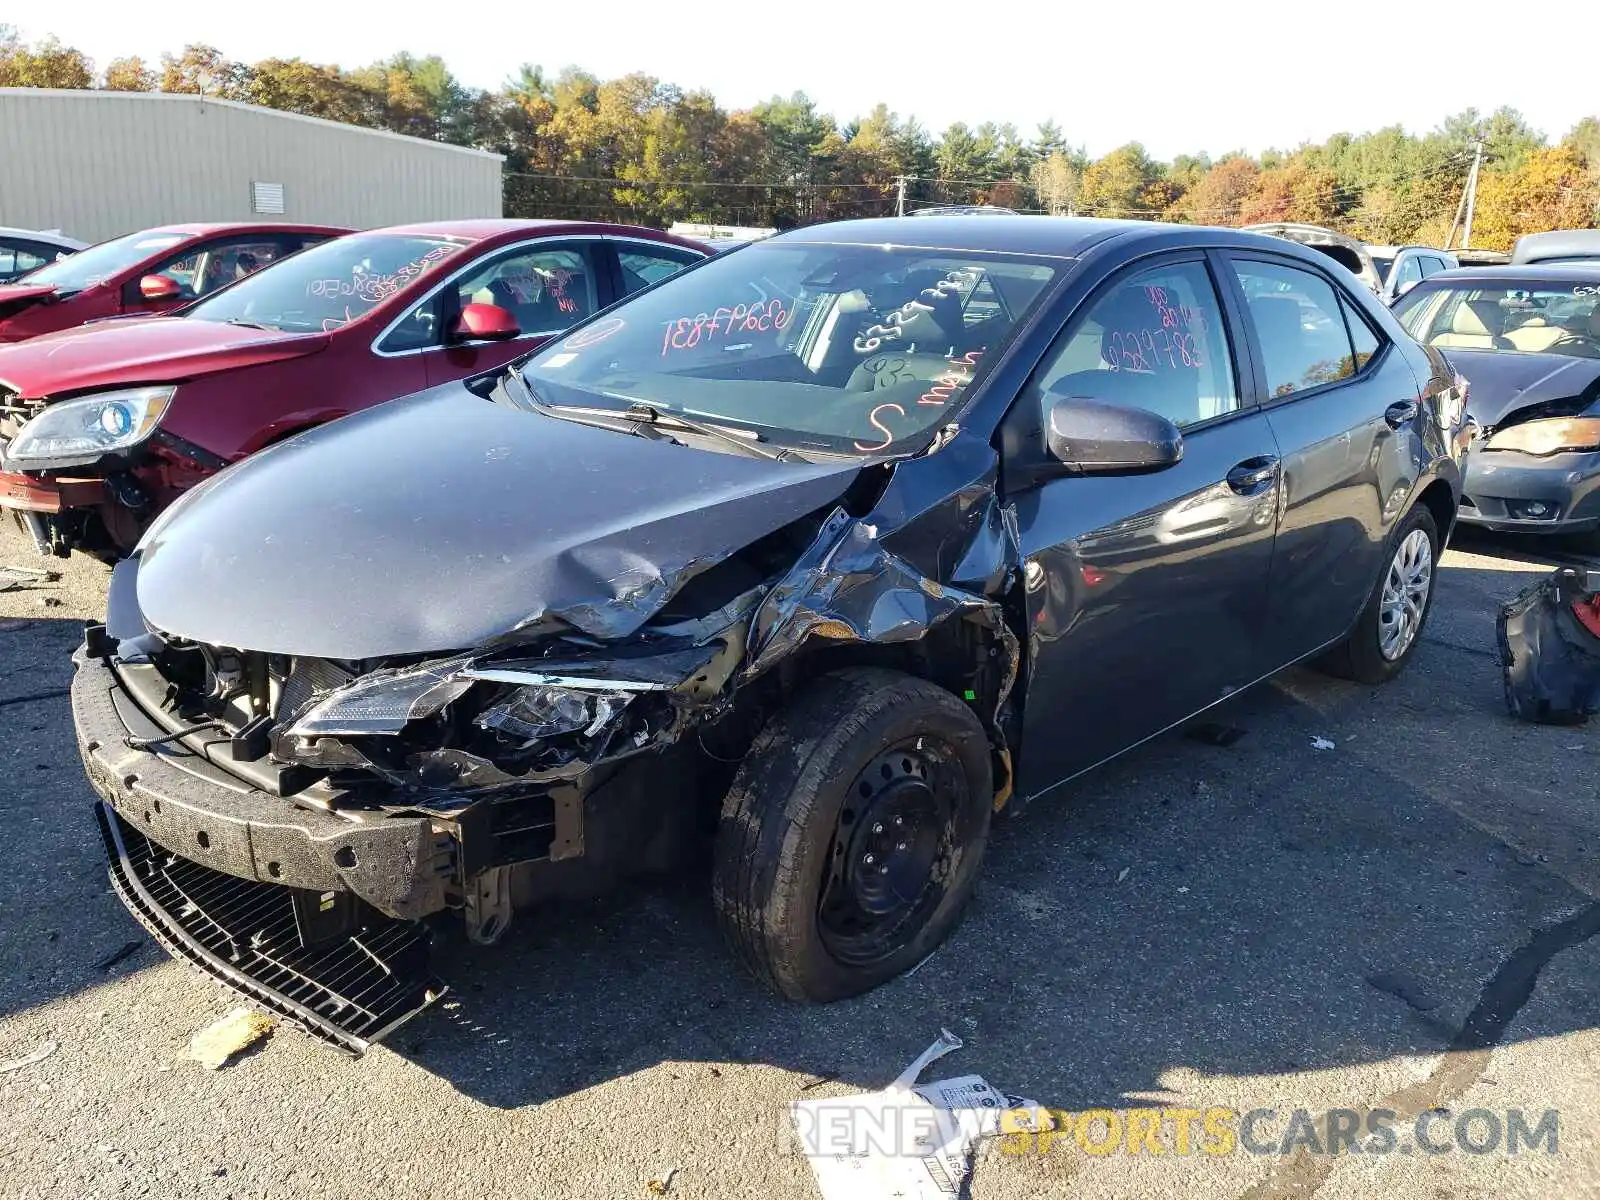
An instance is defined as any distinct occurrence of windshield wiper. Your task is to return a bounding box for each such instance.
[617,403,795,461]
[224,318,277,331]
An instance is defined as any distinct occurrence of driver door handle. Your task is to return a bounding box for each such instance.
[1385,400,1419,429]
[1226,455,1280,496]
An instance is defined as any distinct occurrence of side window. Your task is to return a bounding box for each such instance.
[455,243,599,334]
[1418,256,1443,278]
[147,249,204,299]
[617,245,702,296]
[1394,255,1425,290]
[194,240,289,297]
[0,240,52,282]
[1340,296,1382,370]
[1233,260,1363,397]
[1035,260,1240,429]
[380,242,601,353]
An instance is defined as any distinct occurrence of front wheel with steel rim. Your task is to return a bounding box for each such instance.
[1318,504,1441,684]
[713,668,992,1002]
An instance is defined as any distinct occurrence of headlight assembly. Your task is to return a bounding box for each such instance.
[286,657,474,738]
[2,386,175,469]
[1485,416,1600,457]
[475,684,633,743]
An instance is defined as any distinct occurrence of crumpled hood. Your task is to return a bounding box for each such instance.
[0,317,329,397]
[0,284,61,327]
[135,384,865,658]
[1448,349,1600,426]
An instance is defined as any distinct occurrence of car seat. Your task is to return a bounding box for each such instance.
[1431,299,1514,351]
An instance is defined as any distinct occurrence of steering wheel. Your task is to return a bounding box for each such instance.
[1547,333,1600,358]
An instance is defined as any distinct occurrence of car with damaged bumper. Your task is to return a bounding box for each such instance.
[0,220,706,559]
[1392,265,1600,541]
[0,222,345,343]
[76,216,1467,1050]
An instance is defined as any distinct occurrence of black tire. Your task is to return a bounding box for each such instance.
[713,668,992,1002]
[1318,504,1440,684]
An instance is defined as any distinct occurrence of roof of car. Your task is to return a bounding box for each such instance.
[1510,229,1600,264]
[774,215,1344,261]
[144,222,351,237]
[0,226,87,249]
[373,219,696,246]
[1418,263,1600,284]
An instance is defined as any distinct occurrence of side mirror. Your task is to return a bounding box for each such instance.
[450,303,520,343]
[138,274,182,302]
[1047,396,1183,474]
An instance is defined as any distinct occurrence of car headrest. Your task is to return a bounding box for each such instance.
[1453,299,1505,336]
[1094,288,1164,365]
[1587,307,1600,339]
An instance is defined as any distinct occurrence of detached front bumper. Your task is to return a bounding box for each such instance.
[73,639,449,1051]
[1459,448,1600,533]
[0,469,105,513]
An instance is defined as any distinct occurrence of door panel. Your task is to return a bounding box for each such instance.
[1007,254,1280,798]
[1227,255,1427,663]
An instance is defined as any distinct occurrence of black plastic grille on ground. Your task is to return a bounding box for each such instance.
[97,803,446,1054]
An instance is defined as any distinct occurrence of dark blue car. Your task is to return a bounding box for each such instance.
[76,216,1466,1049]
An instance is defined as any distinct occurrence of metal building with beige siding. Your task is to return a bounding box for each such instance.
[0,88,503,243]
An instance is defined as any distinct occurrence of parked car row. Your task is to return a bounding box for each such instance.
[22,212,1474,1051]
[0,218,707,556]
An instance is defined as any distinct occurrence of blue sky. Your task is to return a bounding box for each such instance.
[17,0,1598,160]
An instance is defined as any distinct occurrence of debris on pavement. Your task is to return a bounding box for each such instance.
[645,1166,678,1195]
[1498,566,1600,725]
[1310,736,1336,751]
[0,564,59,592]
[791,1028,1052,1200]
[186,1007,275,1070]
[0,1040,59,1074]
[1116,867,1131,883]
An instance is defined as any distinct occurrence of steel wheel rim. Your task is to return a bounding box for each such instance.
[817,741,963,968]
[1378,527,1433,661]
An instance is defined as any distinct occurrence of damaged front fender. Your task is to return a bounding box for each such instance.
[1498,565,1600,725]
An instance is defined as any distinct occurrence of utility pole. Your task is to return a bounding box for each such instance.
[1444,163,1470,250]
[895,175,908,217]
[1461,139,1485,250]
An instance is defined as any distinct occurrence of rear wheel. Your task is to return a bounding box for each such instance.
[713,668,992,1001]
[1318,504,1439,684]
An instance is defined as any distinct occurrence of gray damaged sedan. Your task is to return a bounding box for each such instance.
[75,217,1468,1050]
[1394,265,1600,542]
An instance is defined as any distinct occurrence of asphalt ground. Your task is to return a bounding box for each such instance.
[1,516,1598,1200]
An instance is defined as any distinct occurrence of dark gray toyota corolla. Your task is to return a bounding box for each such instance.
[75,216,1469,1050]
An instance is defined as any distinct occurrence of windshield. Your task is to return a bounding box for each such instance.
[519,240,1063,455]
[186,233,464,333]
[19,231,187,292]
[1394,282,1600,358]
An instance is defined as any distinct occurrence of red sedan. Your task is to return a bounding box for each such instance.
[0,219,709,557]
[0,223,348,342]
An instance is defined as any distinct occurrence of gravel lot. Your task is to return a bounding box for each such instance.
[1,517,1597,1200]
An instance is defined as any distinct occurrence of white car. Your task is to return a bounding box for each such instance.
[0,226,86,283]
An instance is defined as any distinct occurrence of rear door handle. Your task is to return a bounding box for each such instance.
[1226,455,1280,495]
[1385,400,1419,429]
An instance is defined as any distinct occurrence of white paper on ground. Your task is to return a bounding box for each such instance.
[791,1028,1052,1200]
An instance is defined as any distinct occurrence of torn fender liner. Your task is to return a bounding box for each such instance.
[98,804,444,1054]
[745,507,1019,714]
[1498,566,1600,725]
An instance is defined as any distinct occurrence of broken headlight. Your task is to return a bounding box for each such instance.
[286,657,474,738]
[1486,416,1600,457]
[475,684,633,744]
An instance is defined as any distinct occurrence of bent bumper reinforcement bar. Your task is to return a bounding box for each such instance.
[97,803,446,1054]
